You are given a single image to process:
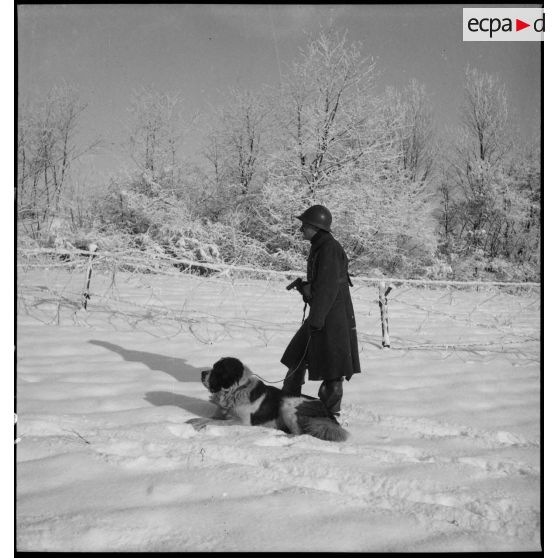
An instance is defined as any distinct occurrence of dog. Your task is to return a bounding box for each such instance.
[187,357,349,442]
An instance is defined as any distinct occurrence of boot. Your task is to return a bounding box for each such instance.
[282,366,306,396]
[318,378,343,416]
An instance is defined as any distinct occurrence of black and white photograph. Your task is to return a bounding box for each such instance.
[15,3,543,552]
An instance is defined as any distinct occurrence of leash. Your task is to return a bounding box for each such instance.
[253,335,311,384]
[251,265,351,386]
[253,297,311,384]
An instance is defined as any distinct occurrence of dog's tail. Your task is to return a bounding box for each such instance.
[301,417,349,442]
[284,398,350,442]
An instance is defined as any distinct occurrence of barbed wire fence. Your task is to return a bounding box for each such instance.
[17,248,540,365]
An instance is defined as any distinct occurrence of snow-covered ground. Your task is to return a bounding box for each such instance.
[16,268,540,551]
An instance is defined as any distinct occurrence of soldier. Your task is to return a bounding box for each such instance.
[281,205,361,416]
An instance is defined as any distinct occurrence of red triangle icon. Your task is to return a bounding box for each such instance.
[516,19,530,31]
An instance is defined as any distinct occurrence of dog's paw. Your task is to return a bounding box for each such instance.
[186,418,211,431]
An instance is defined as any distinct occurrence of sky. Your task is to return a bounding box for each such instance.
[17,3,542,188]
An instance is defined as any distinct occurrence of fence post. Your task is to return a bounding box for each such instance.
[378,281,393,348]
[82,243,98,310]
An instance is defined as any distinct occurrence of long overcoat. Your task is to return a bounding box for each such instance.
[281,230,361,381]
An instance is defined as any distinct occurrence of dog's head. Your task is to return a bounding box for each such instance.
[201,357,252,393]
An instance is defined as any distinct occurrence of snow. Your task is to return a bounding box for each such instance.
[16,269,540,551]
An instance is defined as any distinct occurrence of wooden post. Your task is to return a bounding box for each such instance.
[82,243,98,310]
[378,281,393,348]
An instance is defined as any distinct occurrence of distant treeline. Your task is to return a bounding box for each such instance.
[17,30,540,282]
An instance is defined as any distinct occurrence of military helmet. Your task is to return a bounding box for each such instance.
[296,204,332,232]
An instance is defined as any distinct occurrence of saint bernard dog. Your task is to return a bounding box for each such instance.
[187,357,349,442]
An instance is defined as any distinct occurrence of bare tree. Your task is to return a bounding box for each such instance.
[385,79,436,184]
[273,29,385,196]
[249,29,438,272]
[203,88,269,196]
[126,87,184,190]
[439,68,508,244]
[461,66,512,164]
[439,66,539,273]
[18,84,90,235]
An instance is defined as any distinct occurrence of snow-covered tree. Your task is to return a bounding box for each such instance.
[272,29,386,196]
[258,30,437,273]
[17,84,97,236]
[203,88,270,196]
[126,87,185,191]
[439,67,539,278]
[384,79,436,184]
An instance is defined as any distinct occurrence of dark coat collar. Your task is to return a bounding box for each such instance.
[310,229,332,250]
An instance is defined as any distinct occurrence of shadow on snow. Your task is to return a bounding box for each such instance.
[143,390,214,417]
[88,339,216,416]
[88,339,203,383]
